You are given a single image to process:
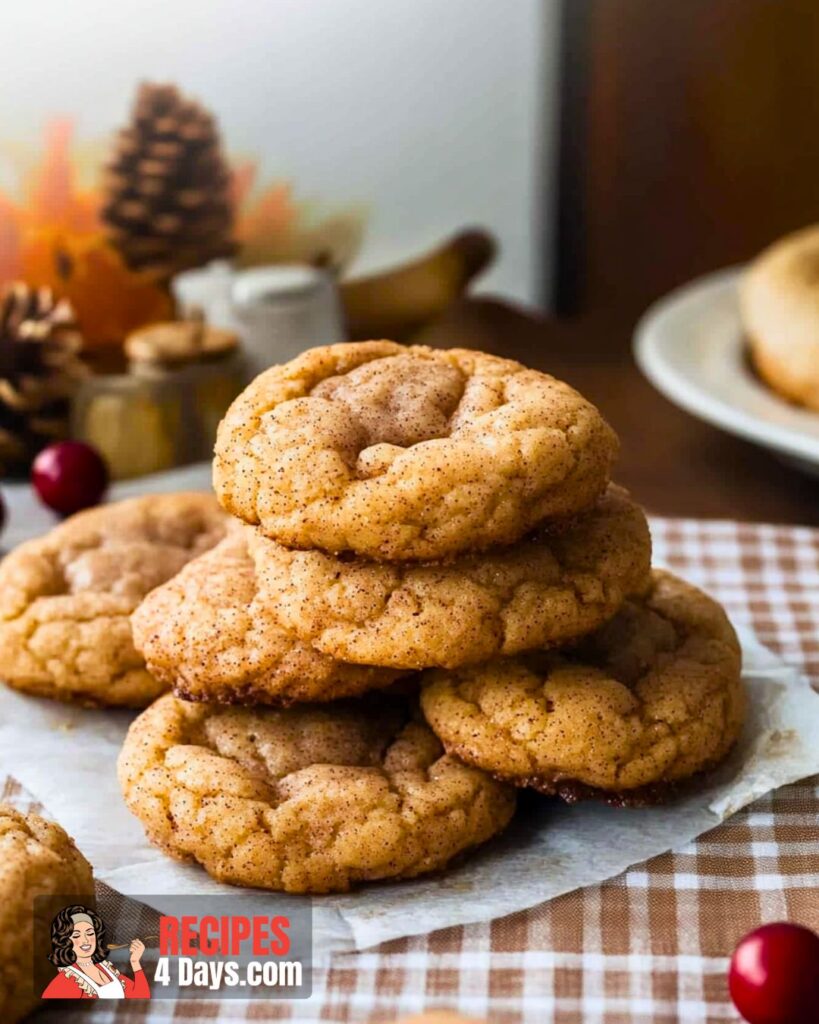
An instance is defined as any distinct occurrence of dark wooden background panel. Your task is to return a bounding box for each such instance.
[522,0,819,524]
[555,0,819,322]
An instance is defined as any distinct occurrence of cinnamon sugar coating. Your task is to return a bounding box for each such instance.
[249,485,651,670]
[132,527,402,704]
[118,694,515,893]
[214,341,618,561]
[421,571,745,801]
[0,493,227,706]
[0,805,94,1022]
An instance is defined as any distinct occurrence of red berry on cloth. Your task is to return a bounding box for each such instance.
[31,441,109,516]
[729,922,819,1024]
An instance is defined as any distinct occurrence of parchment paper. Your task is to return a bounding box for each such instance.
[1,468,818,956]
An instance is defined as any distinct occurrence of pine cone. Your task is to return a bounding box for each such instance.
[101,82,236,282]
[0,283,87,475]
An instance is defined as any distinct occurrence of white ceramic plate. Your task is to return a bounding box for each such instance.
[634,267,819,477]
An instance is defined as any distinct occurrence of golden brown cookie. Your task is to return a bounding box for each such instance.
[250,485,651,670]
[0,804,94,1023]
[118,694,516,893]
[421,571,744,805]
[0,493,227,707]
[214,341,618,561]
[132,527,403,705]
[741,224,819,410]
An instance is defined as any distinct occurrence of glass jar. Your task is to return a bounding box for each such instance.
[71,352,244,480]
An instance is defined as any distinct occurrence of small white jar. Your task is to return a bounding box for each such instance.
[174,262,344,378]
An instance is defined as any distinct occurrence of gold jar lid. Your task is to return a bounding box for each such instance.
[125,320,239,369]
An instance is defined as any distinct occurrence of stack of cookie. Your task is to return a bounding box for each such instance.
[116,341,745,894]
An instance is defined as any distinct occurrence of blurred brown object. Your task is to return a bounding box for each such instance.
[554,0,819,323]
[341,229,496,341]
[0,282,87,475]
[101,82,236,282]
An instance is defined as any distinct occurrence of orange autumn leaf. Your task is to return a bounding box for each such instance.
[229,158,257,210]
[0,116,366,325]
[0,191,22,284]
[21,228,174,349]
[23,118,100,234]
[0,118,102,281]
[241,181,297,239]
[27,119,74,226]
[232,158,365,271]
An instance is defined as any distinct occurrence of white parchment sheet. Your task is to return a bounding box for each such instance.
[1,467,818,955]
[2,630,818,956]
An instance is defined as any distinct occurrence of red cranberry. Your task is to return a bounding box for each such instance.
[31,441,109,516]
[729,922,819,1024]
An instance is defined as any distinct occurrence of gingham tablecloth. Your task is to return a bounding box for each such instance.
[7,516,819,1024]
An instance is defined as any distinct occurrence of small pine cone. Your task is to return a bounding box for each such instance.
[0,283,87,475]
[101,82,236,281]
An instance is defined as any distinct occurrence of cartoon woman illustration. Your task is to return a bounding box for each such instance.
[41,904,150,999]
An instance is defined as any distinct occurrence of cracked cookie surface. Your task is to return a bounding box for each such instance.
[132,527,403,704]
[0,493,227,707]
[214,341,618,560]
[0,805,94,1023]
[118,693,516,893]
[250,485,651,670]
[421,571,744,803]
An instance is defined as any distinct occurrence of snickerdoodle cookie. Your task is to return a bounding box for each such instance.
[132,528,402,705]
[741,224,819,410]
[250,485,651,670]
[214,341,618,561]
[0,805,94,1023]
[421,571,744,805]
[0,493,227,707]
[118,694,515,893]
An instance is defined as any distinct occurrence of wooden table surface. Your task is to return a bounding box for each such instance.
[416,297,819,526]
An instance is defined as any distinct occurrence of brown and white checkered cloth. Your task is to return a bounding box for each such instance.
[8,516,819,1024]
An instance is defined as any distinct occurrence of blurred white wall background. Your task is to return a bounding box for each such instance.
[1,0,557,306]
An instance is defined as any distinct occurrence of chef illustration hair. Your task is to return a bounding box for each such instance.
[41,903,150,1000]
